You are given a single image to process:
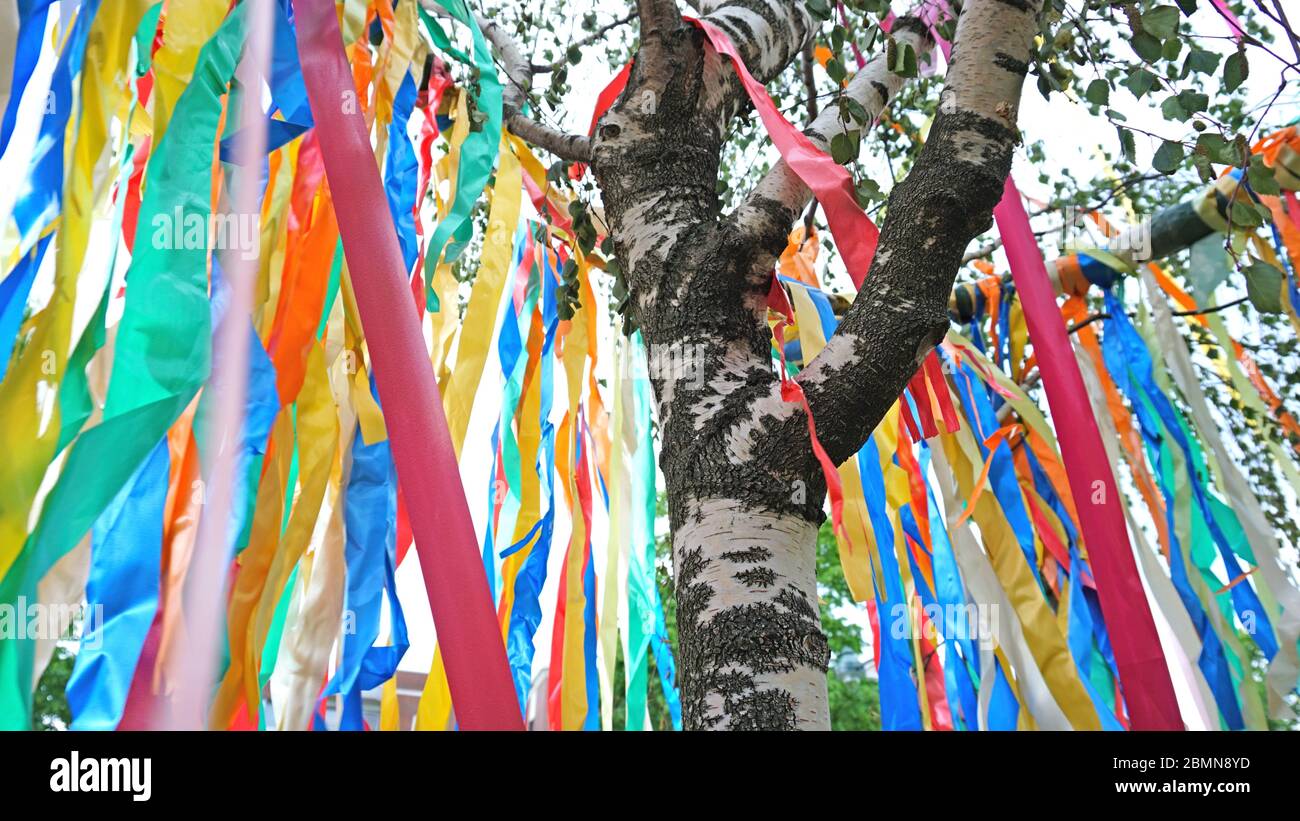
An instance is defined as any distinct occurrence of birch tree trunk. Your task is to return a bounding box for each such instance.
[467,0,1046,729]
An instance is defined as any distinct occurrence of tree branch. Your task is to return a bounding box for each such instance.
[798,0,1045,466]
[698,0,814,117]
[639,0,685,34]
[421,0,592,162]
[730,18,933,285]
[589,0,815,303]
[532,11,638,74]
[636,0,686,79]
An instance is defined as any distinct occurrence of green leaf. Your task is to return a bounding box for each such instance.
[1192,148,1215,182]
[1131,31,1163,62]
[902,44,918,77]
[1230,199,1264,228]
[1223,50,1249,92]
[890,42,917,77]
[1243,261,1285,314]
[1183,48,1220,75]
[827,57,847,85]
[1037,73,1054,100]
[1141,6,1181,40]
[830,130,859,164]
[1118,126,1137,163]
[1153,140,1185,173]
[844,97,869,124]
[1122,68,1157,99]
[854,176,883,206]
[1247,155,1281,196]
[1196,132,1237,164]
[806,0,833,20]
[1177,89,1209,114]
[1175,0,1198,14]
[567,44,582,64]
[1234,133,1252,167]
[1084,79,1110,106]
[1160,95,1189,121]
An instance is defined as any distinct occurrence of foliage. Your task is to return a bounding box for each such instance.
[32,645,74,731]
[815,521,883,730]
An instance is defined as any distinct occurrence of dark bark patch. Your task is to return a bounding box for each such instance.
[676,542,829,729]
[719,545,774,564]
[725,688,799,731]
[992,51,1030,76]
[735,566,778,588]
[776,586,818,622]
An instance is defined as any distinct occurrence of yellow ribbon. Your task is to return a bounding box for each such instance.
[443,136,522,455]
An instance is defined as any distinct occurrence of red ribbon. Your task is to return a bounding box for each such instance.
[569,60,632,181]
[294,0,522,730]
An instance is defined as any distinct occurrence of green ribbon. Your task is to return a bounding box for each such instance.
[418,0,502,311]
[625,332,654,731]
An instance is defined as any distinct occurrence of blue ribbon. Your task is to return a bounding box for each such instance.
[218,0,313,162]
[503,239,559,711]
[1100,293,1247,728]
[9,0,103,254]
[383,73,419,275]
[0,235,52,380]
[323,377,408,729]
[1102,290,1276,658]
[950,359,1043,589]
[66,438,170,730]
[0,1,55,159]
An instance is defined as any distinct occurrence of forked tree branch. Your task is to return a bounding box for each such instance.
[731,18,934,280]
[797,0,1045,466]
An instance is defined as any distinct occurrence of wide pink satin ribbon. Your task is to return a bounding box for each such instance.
[994,177,1181,730]
[294,0,522,730]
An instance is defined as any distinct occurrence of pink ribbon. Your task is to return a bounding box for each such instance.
[994,177,1181,730]
[840,2,870,68]
[295,0,522,730]
[1209,0,1247,41]
[687,16,880,288]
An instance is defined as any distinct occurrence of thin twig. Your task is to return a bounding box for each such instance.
[1172,294,1250,317]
